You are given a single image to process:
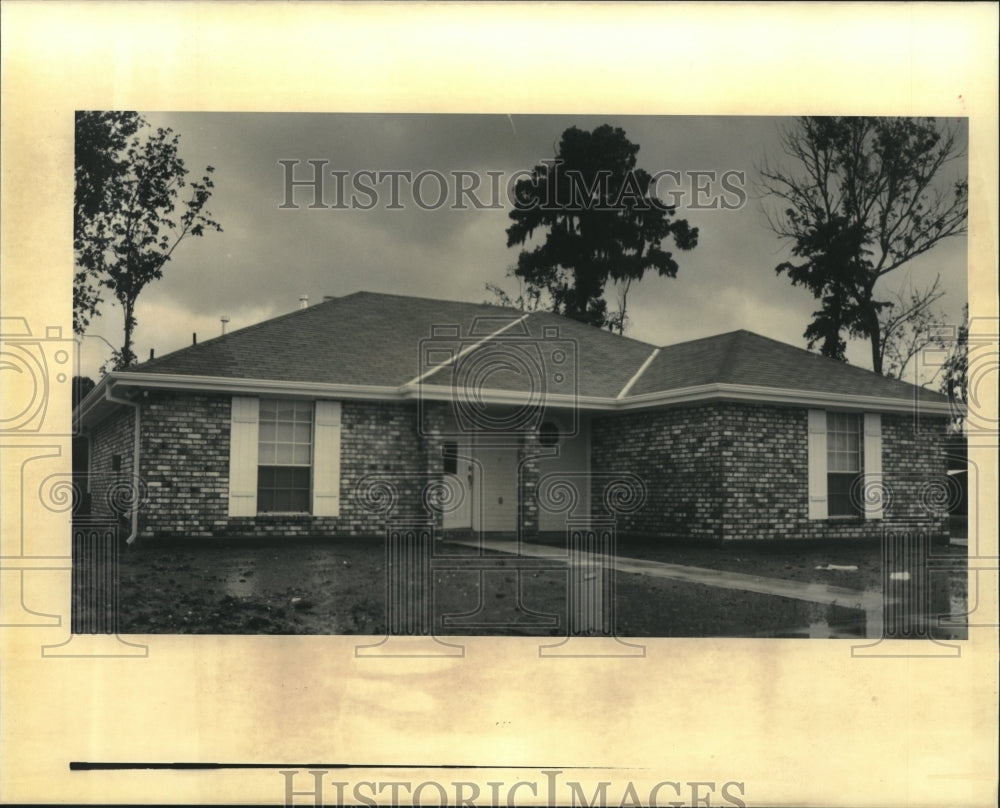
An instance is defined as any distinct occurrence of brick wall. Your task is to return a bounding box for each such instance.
[91,390,950,542]
[592,402,950,542]
[88,404,136,525]
[137,392,229,537]
[133,392,432,539]
[881,413,951,531]
[717,403,874,541]
[590,404,726,541]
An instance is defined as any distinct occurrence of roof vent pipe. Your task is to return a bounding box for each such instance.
[299,295,309,309]
[193,332,197,345]
[221,315,230,335]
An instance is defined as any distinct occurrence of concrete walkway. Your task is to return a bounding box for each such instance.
[443,536,880,612]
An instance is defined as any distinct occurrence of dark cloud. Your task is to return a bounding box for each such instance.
[82,113,968,378]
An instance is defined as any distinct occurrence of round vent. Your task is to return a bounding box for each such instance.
[539,421,560,446]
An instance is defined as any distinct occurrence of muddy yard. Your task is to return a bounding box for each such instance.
[79,535,968,639]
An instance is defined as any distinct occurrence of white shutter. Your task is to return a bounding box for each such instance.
[228,396,259,517]
[863,413,883,520]
[312,401,342,517]
[807,409,828,520]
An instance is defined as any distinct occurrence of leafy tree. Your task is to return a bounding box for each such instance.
[74,111,142,334]
[71,375,96,409]
[74,111,222,368]
[505,125,698,331]
[759,117,967,374]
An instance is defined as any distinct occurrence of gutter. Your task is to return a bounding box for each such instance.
[104,381,141,545]
[96,370,959,417]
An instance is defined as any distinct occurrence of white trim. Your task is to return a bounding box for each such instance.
[312,400,342,517]
[109,371,398,400]
[402,313,531,387]
[90,371,957,420]
[227,396,259,517]
[412,383,613,410]
[807,409,828,520]
[616,347,660,400]
[616,382,955,415]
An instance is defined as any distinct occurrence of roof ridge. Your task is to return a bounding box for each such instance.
[132,297,342,371]
[712,330,745,382]
[350,289,524,316]
[523,309,659,350]
[656,329,745,350]
[130,290,529,373]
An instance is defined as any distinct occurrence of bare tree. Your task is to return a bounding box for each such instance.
[878,276,948,381]
[484,266,549,312]
[759,117,967,374]
[605,277,634,335]
[939,303,969,432]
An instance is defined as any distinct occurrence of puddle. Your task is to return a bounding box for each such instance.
[773,570,969,640]
[109,537,971,638]
[223,573,257,599]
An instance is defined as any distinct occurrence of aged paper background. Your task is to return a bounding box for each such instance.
[2,3,997,806]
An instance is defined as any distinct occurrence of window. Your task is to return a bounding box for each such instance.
[228,397,341,518]
[808,409,881,522]
[826,411,862,517]
[443,442,458,476]
[257,399,313,512]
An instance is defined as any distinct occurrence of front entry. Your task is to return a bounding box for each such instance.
[440,440,519,533]
[471,444,519,533]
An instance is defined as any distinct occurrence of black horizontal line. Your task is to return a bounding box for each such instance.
[70,762,605,771]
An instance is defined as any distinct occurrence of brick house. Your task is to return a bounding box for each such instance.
[75,291,955,543]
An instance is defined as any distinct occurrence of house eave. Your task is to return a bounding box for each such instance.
[407,383,612,411]
[109,371,400,400]
[74,371,957,429]
[617,382,957,415]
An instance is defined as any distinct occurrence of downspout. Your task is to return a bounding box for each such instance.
[105,381,141,545]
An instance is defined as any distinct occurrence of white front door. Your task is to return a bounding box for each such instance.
[472,445,519,533]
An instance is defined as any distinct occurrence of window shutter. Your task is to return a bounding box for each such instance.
[807,409,828,520]
[312,401,342,517]
[228,396,259,517]
[863,413,883,520]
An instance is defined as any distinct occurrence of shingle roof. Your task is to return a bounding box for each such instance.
[416,307,657,399]
[128,291,950,406]
[629,329,950,404]
[132,292,525,387]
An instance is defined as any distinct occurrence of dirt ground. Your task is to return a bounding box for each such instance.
[80,534,968,639]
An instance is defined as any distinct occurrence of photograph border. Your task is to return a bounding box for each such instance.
[1,3,997,806]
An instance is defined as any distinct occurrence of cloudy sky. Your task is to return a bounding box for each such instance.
[79,113,968,380]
